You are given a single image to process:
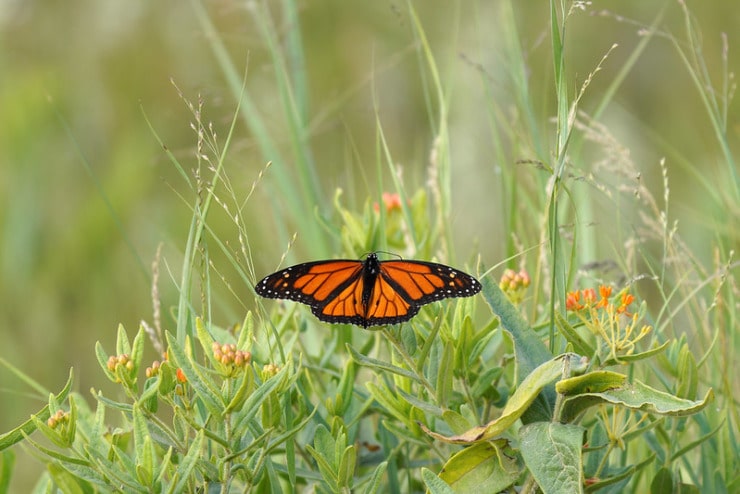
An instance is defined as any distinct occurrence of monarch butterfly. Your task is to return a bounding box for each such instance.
[255,252,481,328]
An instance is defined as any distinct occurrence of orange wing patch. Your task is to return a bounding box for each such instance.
[320,275,366,319]
[366,275,412,320]
[293,262,361,301]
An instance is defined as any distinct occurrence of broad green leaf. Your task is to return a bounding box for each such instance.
[561,381,714,423]
[481,277,554,422]
[422,355,585,444]
[438,441,519,493]
[556,371,627,395]
[520,422,585,494]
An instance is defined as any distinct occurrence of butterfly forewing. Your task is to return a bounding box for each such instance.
[378,260,481,305]
[255,260,363,304]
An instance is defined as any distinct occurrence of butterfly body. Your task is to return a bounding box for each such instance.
[256,253,481,328]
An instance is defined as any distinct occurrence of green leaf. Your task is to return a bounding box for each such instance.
[366,383,411,428]
[0,368,73,451]
[677,344,698,400]
[138,377,159,413]
[440,410,473,436]
[130,325,146,375]
[422,354,586,444]
[435,340,454,404]
[337,445,356,490]
[334,356,357,417]
[224,365,255,414]
[361,461,388,494]
[165,331,224,418]
[421,467,455,494]
[231,360,294,437]
[94,341,116,383]
[480,276,554,422]
[46,463,90,494]
[348,344,422,383]
[156,361,177,396]
[520,422,585,494]
[306,426,340,488]
[561,380,714,423]
[602,340,670,366]
[584,454,655,492]
[650,467,674,494]
[555,311,594,356]
[171,430,205,493]
[132,404,154,486]
[0,450,15,494]
[438,441,519,493]
[556,371,627,395]
[194,317,217,366]
[115,323,132,356]
[18,432,90,467]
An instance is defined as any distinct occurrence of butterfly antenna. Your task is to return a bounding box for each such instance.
[374,249,402,260]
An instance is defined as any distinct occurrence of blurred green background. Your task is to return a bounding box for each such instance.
[1,0,737,488]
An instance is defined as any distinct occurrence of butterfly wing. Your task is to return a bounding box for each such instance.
[255,259,368,325]
[364,259,481,324]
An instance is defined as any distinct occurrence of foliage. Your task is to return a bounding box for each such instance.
[1,0,737,493]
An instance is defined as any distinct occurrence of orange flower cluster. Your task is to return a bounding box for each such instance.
[566,285,651,362]
[499,268,531,304]
[106,354,134,373]
[47,409,69,429]
[212,342,252,370]
[373,192,403,214]
[566,285,635,316]
[261,363,281,379]
[146,351,188,383]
